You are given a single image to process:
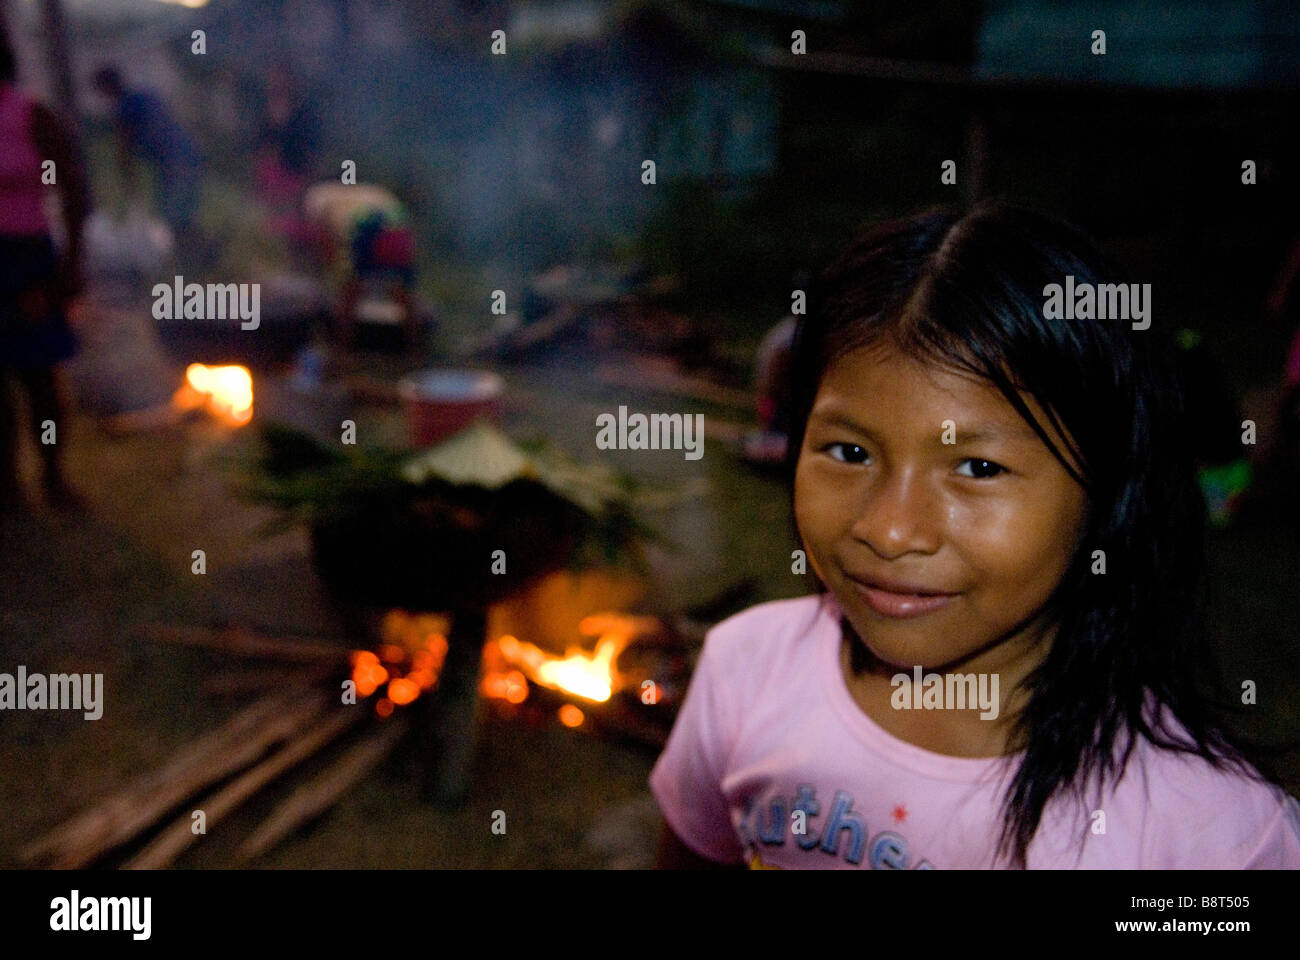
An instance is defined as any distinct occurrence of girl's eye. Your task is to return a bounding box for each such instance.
[826,442,869,464]
[957,458,1006,479]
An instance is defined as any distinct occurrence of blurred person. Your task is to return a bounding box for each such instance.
[303,181,419,355]
[742,269,810,467]
[0,33,89,511]
[254,67,321,265]
[652,202,1300,869]
[91,65,204,254]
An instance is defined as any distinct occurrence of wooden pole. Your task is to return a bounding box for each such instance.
[21,693,325,868]
[419,604,486,805]
[143,622,351,665]
[236,718,407,864]
[123,706,363,869]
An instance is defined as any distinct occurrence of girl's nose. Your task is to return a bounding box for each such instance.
[848,466,943,557]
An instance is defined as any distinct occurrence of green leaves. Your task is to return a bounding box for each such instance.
[237,421,665,574]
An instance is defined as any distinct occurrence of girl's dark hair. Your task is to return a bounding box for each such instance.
[787,198,1284,868]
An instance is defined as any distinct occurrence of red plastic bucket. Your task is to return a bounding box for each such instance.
[399,369,505,447]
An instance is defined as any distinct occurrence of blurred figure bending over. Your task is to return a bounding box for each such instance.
[91,64,204,256]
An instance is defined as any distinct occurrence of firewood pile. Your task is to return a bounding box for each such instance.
[20,611,699,869]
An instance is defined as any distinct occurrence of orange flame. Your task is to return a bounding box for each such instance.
[482,612,648,705]
[172,363,253,426]
[365,609,652,722]
[494,634,622,702]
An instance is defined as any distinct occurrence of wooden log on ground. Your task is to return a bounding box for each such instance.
[21,693,328,869]
[202,665,336,697]
[123,705,365,869]
[236,717,408,864]
[142,623,350,665]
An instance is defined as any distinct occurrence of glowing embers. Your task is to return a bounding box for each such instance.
[350,611,449,717]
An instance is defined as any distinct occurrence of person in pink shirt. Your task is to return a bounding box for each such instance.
[651,201,1300,869]
[0,33,88,510]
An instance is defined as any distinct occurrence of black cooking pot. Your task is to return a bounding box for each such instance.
[308,479,583,611]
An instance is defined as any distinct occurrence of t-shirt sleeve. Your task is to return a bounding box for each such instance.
[1144,759,1300,868]
[648,631,744,864]
[1240,792,1300,869]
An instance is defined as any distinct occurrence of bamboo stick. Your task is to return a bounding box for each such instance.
[123,705,365,869]
[21,693,292,864]
[203,665,335,697]
[142,624,350,664]
[236,717,408,864]
[22,693,327,868]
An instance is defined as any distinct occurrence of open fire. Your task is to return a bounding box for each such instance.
[351,609,668,730]
[480,613,662,723]
[172,363,254,426]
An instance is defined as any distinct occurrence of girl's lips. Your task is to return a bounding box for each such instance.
[851,580,958,618]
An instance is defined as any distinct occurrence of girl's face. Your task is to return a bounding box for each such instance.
[795,344,1090,674]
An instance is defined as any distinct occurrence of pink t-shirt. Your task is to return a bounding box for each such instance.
[0,84,50,236]
[650,593,1300,869]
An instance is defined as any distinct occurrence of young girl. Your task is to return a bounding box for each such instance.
[650,201,1300,869]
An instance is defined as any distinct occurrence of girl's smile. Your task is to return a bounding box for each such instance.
[795,342,1091,686]
[850,580,958,618]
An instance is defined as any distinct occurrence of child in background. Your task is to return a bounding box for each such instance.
[651,201,1300,869]
[303,182,418,354]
